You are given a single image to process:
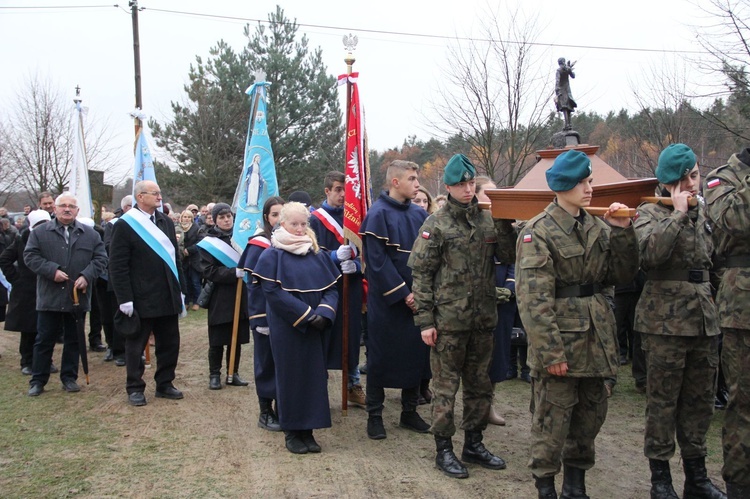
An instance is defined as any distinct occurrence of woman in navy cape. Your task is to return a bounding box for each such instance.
[253,202,340,455]
[240,196,285,432]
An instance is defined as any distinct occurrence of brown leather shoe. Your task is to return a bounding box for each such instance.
[488,407,506,426]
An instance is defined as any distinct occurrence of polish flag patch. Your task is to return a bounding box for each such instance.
[421,231,431,239]
[707,178,721,189]
[523,234,532,243]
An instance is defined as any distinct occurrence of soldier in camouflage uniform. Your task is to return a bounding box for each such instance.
[704,147,750,499]
[634,144,725,499]
[408,154,516,479]
[516,149,638,499]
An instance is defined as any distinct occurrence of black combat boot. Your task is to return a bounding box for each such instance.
[560,465,589,499]
[649,459,679,499]
[683,457,727,498]
[535,476,558,499]
[461,431,506,470]
[435,436,468,478]
[208,375,221,390]
[726,482,750,499]
[258,397,281,432]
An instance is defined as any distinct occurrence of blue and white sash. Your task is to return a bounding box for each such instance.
[197,236,241,268]
[120,208,179,283]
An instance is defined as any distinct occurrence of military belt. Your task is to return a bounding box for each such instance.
[725,255,750,268]
[646,269,709,283]
[555,283,603,298]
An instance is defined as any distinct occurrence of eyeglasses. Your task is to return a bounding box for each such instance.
[140,191,162,197]
[56,204,78,209]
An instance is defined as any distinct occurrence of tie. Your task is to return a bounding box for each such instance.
[64,226,70,245]
[150,215,156,224]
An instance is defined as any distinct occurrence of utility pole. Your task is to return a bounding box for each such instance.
[130,0,143,137]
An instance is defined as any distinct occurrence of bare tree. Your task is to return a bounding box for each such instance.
[425,5,552,186]
[690,0,750,142]
[0,74,121,201]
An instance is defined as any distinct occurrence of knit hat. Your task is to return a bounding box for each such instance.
[546,150,593,192]
[27,209,51,230]
[656,144,696,185]
[443,154,476,186]
[211,203,232,221]
[288,191,313,208]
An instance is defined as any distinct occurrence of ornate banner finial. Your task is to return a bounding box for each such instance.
[343,33,358,52]
[74,85,82,103]
[253,70,266,83]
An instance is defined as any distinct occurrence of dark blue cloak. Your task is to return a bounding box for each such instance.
[309,203,364,374]
[254,246,340,430]
[360,192,430,388]
[490,262,515,383]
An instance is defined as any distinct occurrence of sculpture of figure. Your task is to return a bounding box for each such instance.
[555,57,577,131]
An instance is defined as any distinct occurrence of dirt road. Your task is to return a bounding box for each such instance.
[0,311,725,498]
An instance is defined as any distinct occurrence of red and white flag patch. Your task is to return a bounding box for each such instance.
[523,234,532,243]
[421,231,431,239]
[707,178,721,189]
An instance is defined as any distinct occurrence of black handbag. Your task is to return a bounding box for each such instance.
[510,326,527,346]
[196,281,214,309]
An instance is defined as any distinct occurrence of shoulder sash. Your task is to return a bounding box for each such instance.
[312,208,344,244]
[248,236,271,249]
[197,236,241,268]
[120,209,178,282]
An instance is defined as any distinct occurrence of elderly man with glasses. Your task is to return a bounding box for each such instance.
[24,192,108,396]
[109,180,187,407]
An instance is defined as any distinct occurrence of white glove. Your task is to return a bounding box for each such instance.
[119,301,134,317]
[255,326,270,335]
[341,260,356,274]
[336,244,355,261]
[235,268,246,278]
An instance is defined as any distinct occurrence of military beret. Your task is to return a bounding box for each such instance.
[443,154,476,186]
[545,150,593,192]
[656,143,696,184]
[211,202,232,221]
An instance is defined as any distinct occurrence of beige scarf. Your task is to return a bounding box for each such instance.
[272,226,312,255]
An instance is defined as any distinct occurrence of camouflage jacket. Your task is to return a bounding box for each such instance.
[515,202,638,377]
[633,200,719,337]
[704,150,750,330]
[408,196,516,333]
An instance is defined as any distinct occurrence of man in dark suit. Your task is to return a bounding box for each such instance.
[109,181,186,407]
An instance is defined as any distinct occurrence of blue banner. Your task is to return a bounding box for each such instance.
[232,81,279,251]
[132,121,158,195]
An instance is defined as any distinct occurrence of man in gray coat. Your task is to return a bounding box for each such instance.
[24,192,108,396]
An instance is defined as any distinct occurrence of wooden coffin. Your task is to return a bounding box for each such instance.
[485,177,659,220]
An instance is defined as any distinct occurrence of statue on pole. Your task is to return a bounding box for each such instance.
[554,57,577,131]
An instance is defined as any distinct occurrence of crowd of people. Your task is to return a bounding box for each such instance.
[0,144,748,499]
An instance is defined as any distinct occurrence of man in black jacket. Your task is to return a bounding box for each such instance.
[24,193,108,396]
[109,181,186,407]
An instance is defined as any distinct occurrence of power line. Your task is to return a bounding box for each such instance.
[1,3,712,56]
[0,4,115,9]
[142,7,709,56]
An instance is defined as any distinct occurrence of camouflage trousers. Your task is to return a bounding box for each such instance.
[721,328,750,486]
[529,375,608,478]
[642,333,719,460]
[429,328,493,438]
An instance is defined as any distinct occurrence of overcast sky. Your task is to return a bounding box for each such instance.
[0,0,714,186]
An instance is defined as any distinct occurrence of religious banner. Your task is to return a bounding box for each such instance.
[337,71,371,254]
[232,77,279,251]
[129,109,158,196]
[70,97,94,218]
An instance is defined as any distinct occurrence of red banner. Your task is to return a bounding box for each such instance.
[338,72,370,253]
